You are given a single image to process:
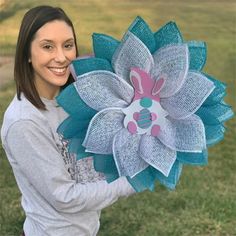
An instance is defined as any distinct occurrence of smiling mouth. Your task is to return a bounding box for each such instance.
[49,66,68,74]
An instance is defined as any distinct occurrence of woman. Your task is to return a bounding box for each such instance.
[1,6,134,236]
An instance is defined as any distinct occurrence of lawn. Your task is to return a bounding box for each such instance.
[0,0,236,235]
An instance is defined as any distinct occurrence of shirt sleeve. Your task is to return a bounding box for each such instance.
[5,120,135,213]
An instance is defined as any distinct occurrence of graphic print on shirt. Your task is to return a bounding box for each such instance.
[58,135,105,183]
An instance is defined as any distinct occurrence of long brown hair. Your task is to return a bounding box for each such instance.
[14,5,79,110]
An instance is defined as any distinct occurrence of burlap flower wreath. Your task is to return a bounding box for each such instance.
[57,17,233,191]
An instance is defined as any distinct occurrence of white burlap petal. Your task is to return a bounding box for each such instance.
[83,108,124,154]
[113,129,149,177]
[112,31,154,83]
[158,114,206,152]
[140,135,177,177]
[151,44,189,98]
[160,72,215,119]
[74,71,134,111]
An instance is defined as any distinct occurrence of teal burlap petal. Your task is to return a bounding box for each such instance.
[57,84,97,119]
[92,33,120,62]
[205,124,226,146]
[196,102,234,125]
[127,166,155,192]
[68,137,92,160]
[94,154,156,192]
[128,16,156,53]
[177,150,208,165]
[57,116,89,139]
[93,154,119,183]
[202,73,226,106]
[153,160,183,190]
[154,21,183,51]
[187,41,207,71]
[72,57,113,77]
[57,85,97,161]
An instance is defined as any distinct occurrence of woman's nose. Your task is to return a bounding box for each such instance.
[54,48,66,63]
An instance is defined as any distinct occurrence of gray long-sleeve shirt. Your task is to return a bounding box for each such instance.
[1,94,134,236]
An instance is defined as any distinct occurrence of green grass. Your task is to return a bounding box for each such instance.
[0,0,236,235]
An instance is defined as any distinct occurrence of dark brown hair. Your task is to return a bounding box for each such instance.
[14,5,79,110]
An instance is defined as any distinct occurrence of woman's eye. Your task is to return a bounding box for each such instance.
[65,43,74,49]
[43,45,53,50]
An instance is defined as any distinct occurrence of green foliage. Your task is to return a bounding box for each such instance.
[0,0,235,235]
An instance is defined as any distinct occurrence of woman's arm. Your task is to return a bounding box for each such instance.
[4,120,135,213]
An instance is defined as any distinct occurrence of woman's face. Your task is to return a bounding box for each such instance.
[30,20,77,99]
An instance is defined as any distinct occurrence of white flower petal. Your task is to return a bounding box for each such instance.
[158,114,206,152]
[113,129,148,177]
[75,70,134,111]
[151,44,189,98]
[140,135,177,177]
[112,31,154,83]
[83,108,124,154]
[161,72,215,119]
